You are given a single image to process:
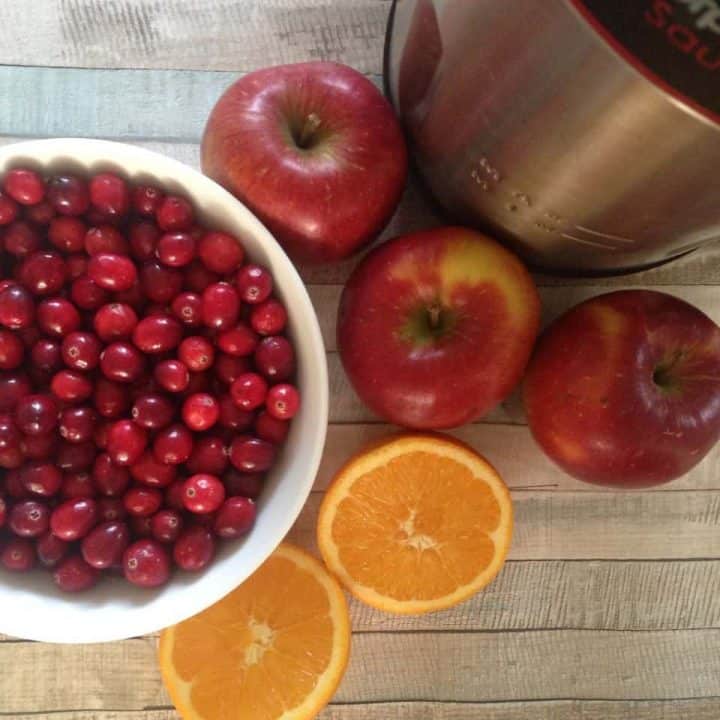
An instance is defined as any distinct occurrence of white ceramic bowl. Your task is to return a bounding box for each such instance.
[0,138,328,643]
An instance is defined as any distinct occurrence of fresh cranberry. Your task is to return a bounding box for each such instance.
[1,538,35,571]
[97,497,127,522]
[15,394,58,436]
[100,341,145,383]
[182,393,220,431]
[186,435,228,475]
[197,232,244,274]
[178,335,215,372]
[133,185,165,216]
[81,521,130,569]
[36,297,81,336]
[154,359,190,393]
[129,220,160,261]
[224,470,264,499]
[65,253,88,279]
[131,394,175,430]
[61,332,102,372]
[154,423,193,465]
[31,338,61,372]
[93,377,131,417]
[156,231,196,267]
[0,329,23,369]
[93,302,138,341]
[50,497,98,540]
[123,539,170,587]
[94,419,112,449]
[173,525,215,572]
[21,461,62,497]
[156,194,194,231]
[71,275,109,310]
[84,224,127,256]
[214,353,250,385]
[4,220,40,256]
[132,315,183,353]
[53,555,98,592]
[0,190,19,225]
[0,284,35,328]
[236,264,273,304]
[250,298,288,336]
[184,260,219,293]
[171,292,203,326]
[0,413,23,469]
[90,173,130,217]
[183,370,211,396]
[140,260,184,303]
[217,395,254,431]
[61,471,97,499]
[218,323,258,358]
[59,406,97,443]
[36,532,69,568]
[129,514,153,537]
[229,436,276,473]
[107,419,147,466]
[201,282,240,331]
[47,175,90,216]
[18,251,67,295]
[255,411,290,445]
[51,370,92,403]
[24,199,56,225]
[150,509,183,543]
[124,486,162,517]
[57,441,96,472]
[5,468,28,498]
[213,496,256,538]
[88,253,137,291]
[254,336,295,380]
[9,500,50,537]
[129,451,177,488]
[3,168,45,205]
[113,280,146,311]
[21,432,59,461]
[182,474,225,514]
[48,216,86,253]
[230,373,268,411]
[266,383,300,420]
[93,453,131,496]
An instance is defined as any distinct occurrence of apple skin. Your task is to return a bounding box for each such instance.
[337,226,540,429]
[201,61,408,264]
[523,290,720,488]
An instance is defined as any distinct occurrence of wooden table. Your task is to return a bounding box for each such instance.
[1,2,719,718]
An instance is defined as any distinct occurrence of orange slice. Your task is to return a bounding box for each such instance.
[159,543,351,720]
[317,433,513,614]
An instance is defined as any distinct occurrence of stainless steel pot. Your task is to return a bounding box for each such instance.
[384,0,720,274]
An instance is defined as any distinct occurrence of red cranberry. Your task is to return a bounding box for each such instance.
[25,199,56,225]
[229,437,276,473]
[88,253,137,291]
[230,373,268,411]
[3,168,45,205]
[15,394,58,436]
[186,435,228,475]
[201,282,240,330]
[197,232,244,274]
[0,284,35,329]
[0,414,23,469]
[61,471,97,499]
[61,332,102,372]
[0,329,23,369]
[36,297,81,336]
[133,185,165,216]
[254,336,295,381]
[266,383,300,420]
[21,432,59,461]
[255,411,290,445]
[153,423,193,465]
[164,480,186,511]
[50,497,98,540]
[53,555,98,592]
[90,173,130,217]
[9,500,50,537]
[250,298,288,336]
[48,216,86,253]
[100,341,145,383]
[182,393,220,431]
[217,323,258,358]
[215,353,250,385]
[132,315,183,353]
[47,175,90,216]
[94,419,112,449]
[129,220,160,261]
[182,474,225,514]
[4,220,40,256]
[31,338,61,373]
[81,521,130,569]
[224,470,264,499]
[21,461,62,497]
[178,336,215,372]
[0,190,19,225]
[51,370,92,403]
[151,509,183,543]
[173,525,215,572]
[65,253,88,279]
[59,406,97,443]
[114,280,146,311]
[171,292,203,326]
[130,514,153,537]
[97,497,127,522]
[156,232,196,267]
[217,395,254,431]
[1,538,35,571]
[5,468,28,498]
[156,194,194,231]
[84,224,128,256]
[131,394,175,430]
[36,532,69,568]
[94,302,138,341]
[214,496,256,538]
[129,451,177,488]
[71,275,109,310]
[183,370,211,396]
[93,377,131,416]
[18,251,67,296]
[107,419,147,466]
[154,359,190,393]
[57,441,96,472]
[124,486,162,517]
[123,539,170,587]
[93,453,131,496]
[236,264,273,304]
[140,260,183,303]
[184,260,219,293]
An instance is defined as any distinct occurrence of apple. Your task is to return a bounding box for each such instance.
[523,290,720,487]
[201,62,408,264]
[337,226,540,429]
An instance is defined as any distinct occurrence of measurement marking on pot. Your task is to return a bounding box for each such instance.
[574,225,636,244]
[561,232,617,250]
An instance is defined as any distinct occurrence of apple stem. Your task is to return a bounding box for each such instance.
[297,113,322,149]
[427,305,442,330]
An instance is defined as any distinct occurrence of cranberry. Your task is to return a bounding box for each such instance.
[88,253,137,291]
[156,194,194,231]
[183,369,211,396]
[4,220,40,256]
[3,168,45,205]
[173,525,215,572]
[36,532,69,568]
[65,254,88,280]
[15,394,58,436]
[21,432,59,461]
[59,406,97,443]
[231,373,268,411]
[250,298,288,336]
[178,335,215,372]
[154,423,193,465]
[90,173,130,217]
[50,370,91,403]
[123,539,170,587]
[215,353,250,385]
[182,474,225,514]
[114,280,146,311]
[25,199,56,225]
[129,451,177,488]
[197,232,244,274]
[201,282,240,330]
[1,538,35,571]
[94,302,138,341]
[129,514,153,537]
[184,260,219,293]
[0,329,23,369]
[0,284,35,329]
[219,323,258,358]
[140,260,184,303]
[71,275,109,310]
[164,480,185,511]
[224,470,264,500]
[21,461,62,497]
[131,394,175,430]
[0,191,19,225]
[31,338,61,373]
[182,393,220,431]
[61,471,97,499]
[266,383,300,420]
[186,435,228,475]
[255,411,290,445]
[129,220,160,261]
[93,453,131,496]
[229,437,276,473]
[254,336,295,381]
[171,292,203,326]
[97,497,127,522]
[57,441,96,472]
[236,264,273,304]
[47,175,90,216]
[100,342,145,383]
[48,216,86,253]
[124,486,163,517]
[133,185,165,216]
[5,468,28,498]
[93,377,130,417]
[214,496,256,538]
[107,419,147,466]
[151,509,183,543]
[156,231,196,268]
[9,500,50,537]
[218,395,254,431]
[84,224,127,256]
[18,251,67,296]
[132,315,183,353]
[37,297,81,336]
[154,359,190,393]
[94,419,112,449]
[50,497,98,540]
[53,555,98,592]
[61,332,102,372]
[81,521,130,569]
[0,414,23,469]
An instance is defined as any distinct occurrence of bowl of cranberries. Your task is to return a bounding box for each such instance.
[0,138,328,642]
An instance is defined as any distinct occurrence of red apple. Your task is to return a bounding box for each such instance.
[337,226,540,429]
[523,290,720,487]
[201,62,408,264]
